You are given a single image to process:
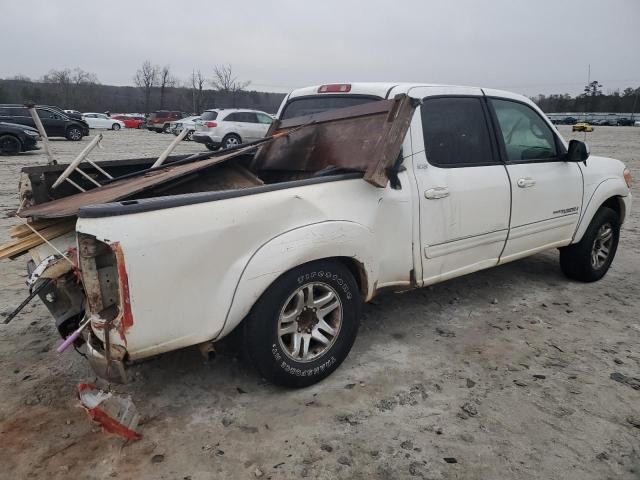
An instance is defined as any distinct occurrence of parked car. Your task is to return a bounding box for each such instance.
[572,122,594,132]
[64,109,82,117]
[147,111,185,133]
[192,109,273,150]
[83,113,125,130]
[0,105,88,140]
[112,115,146,129]
[617,117,635,126]
[21,82,632,387]
[0,122,40,155]
[170,116,200,140]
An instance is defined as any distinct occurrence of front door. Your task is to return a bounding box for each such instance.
[486,95,582,262]
[409,87,511,285]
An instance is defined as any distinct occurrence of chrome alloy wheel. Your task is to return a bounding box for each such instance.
[591,223,613,269]
[277,282,343,362]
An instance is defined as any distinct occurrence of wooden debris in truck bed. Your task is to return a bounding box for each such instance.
[17,144,259,220]
[0,219,76,260]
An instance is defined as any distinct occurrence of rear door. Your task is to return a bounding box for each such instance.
[409,86,511,285]
[37,108,65,136]
[486,95,581,262]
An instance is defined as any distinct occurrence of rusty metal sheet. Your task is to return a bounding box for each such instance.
[252,94,417,187]
[18,144,258,219]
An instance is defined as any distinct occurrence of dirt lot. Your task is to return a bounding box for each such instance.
[0,126,639,480]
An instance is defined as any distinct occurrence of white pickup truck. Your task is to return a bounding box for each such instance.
[31,83,632,387]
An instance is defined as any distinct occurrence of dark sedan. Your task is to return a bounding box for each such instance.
[0,122,40,155]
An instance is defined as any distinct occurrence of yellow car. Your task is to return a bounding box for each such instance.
[572,122,594,132]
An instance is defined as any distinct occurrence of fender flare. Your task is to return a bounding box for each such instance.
[216,220,378,339]
[573,177,629,242]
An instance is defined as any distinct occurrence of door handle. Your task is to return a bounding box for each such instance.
[424,187,450,199]
[517,177,536,188]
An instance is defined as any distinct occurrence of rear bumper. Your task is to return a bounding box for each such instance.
[192,132,221,146]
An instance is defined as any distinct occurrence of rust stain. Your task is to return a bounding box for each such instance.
[111,242,134,342]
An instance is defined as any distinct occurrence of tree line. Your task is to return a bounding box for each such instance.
[0,63,285,114]
[532,81,640,114]
[2,66,638,116]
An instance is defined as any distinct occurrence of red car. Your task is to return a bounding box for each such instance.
[112,115,146,129]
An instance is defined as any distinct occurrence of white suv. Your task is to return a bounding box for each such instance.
[192,109,273,150]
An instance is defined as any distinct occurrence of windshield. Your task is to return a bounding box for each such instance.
[200,111,218,121]
[280,95,381,120]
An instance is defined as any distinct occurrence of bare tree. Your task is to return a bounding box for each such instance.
[42,67,98,106]
[190,69,207,113]
[134,60,159,114]
[71,67,99,86]
[158,65,176,109]
[211,64,250,107]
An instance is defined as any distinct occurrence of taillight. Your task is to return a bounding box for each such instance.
[206,121,218,128]
[318,84,351,93]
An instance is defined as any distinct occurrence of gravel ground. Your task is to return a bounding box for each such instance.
[0,126,639,480]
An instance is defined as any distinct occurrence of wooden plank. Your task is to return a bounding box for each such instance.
[0,222,75,260]
[9,218,70,239]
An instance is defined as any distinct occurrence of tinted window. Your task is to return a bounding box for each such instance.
[37,109,55,119]
[223,112,240,122]
[491,99,556,162]
[200,111,218,121]
[421,97,494,167]
[280,96,380,120]
[6,107,31,117]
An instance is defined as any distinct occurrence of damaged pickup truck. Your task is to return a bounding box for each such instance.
[8,83,632,387]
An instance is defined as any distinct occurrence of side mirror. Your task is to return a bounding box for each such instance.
[566,139,589,164]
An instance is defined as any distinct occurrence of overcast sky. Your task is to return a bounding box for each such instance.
[2,0,639,96]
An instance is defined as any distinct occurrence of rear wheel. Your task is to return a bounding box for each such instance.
[185,130,193,141]
[222,134,241,149]
[243,260,360,387]
[66,126,83,141]
[0,135,21,155]
[560,207,620,282]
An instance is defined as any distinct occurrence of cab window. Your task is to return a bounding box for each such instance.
[490,99,557,162]
[421,97,495,167]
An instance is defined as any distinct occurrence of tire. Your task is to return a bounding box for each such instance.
[111,123,121,131]
[221,134,241,149]
[205,143,219,151]
[154,128,162,133]
[243,260,361,388]
[162,124,170,133]
[560,207,620,282]
[0,135,22,155]
[185,130,193,141]
[65,126,83,141]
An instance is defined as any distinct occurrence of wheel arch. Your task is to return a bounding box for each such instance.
[216,221,377,340]
[573,177,630,243]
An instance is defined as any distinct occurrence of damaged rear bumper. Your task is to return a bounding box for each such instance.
[84,328,129,383]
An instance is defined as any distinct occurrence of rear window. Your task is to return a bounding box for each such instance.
[280,95,381,120]
[200,111,218,121]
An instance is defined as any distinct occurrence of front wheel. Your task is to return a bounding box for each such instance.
[111,123,121,131]
[560,206,620,282]
[162,124,170,133]
[185,130,193,141]
[243,260,361,387]
[66,126,83,141]
[0,135,21,155]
